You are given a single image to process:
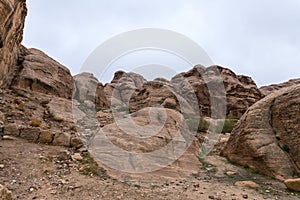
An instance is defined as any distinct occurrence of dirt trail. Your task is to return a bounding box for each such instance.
[0,137,299,200]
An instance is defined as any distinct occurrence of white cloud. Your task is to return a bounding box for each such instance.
[23,0,300,86]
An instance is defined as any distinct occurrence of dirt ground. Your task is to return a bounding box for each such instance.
[0,137,299,200]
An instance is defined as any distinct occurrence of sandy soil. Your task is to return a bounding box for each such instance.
[0,137,299,200]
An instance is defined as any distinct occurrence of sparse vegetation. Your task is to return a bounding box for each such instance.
[79,152,109,179]
[282,144,290,153]
[186,117,210,132]
[215,118,238,133]
[30,119,42,127]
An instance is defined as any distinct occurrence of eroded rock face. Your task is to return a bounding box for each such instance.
[173,66,263,118]
[98,66,263,120]
[11,48,74,99]
[260,78,300,96]
[89,107,201,180]
[222,84,300,180]
[73,72,109,108]
[0,0,27,87]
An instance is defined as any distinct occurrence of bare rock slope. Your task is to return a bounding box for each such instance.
[222,84,300,180]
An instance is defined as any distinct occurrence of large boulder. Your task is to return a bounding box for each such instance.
[222,84,300,180]
[11,48,74,99]
[0,0,27,87]
[89,107,201,180]
[284,178,300,192]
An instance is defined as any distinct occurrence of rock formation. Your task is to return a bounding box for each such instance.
[222,84,300,180]
[11,48,74,99]
[89,107,201,180]
[97,65,263,120]
[0,0,27,87]
[0,0,81,148]
[260,78,300,96]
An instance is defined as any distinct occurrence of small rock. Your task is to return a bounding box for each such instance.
[57,150,71,161]
[71,153,83,161]
[235,181,260,188]
[0,164,4,169]
[226,171,237,176]
[242,194,248,199]
[208,195,215,199]
[284,178,300,192]
[2,136,15,140]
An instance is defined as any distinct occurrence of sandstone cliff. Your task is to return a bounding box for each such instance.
[0,0,27,87]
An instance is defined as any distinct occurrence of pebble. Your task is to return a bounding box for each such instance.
[71,153,83,161]
[226,171,237,176]
[0,164,4,169]
[242,194,248,199]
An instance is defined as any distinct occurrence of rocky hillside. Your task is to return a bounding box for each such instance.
[0,0,82,148]
[83,65,264,121]
[1,0,300,199]
[260,78,300,96]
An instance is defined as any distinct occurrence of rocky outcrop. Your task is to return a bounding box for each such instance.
[0,0,83,148]
[284,178,300,192]
[104,65,263,119]
[222,84,300,180]
[0,0,27,87]
[173,65,263,118]
[1,0,74,99]
[73,72,109,108]
[11,48,74,99]
[260,78,300,96]
[89,107,201,180]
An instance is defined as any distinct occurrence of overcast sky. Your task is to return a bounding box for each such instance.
[23,0,300,86]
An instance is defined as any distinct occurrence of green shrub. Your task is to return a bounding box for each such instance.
[215,119,237,133]
[282,144,290,153]
[186,117,210,132]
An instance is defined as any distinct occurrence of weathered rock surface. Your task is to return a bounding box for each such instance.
[89,107,201,180]
[234,181,260,189]
[0,0,27,87]
[0,184,13,200]
[73,72,108,108]
[260,78,300,96]
[284,178,300,192]
[0,89,82,148]
[171,65,263,118]
[11,48,74,99]
[222,84,300,180]
[99,66,263,119]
